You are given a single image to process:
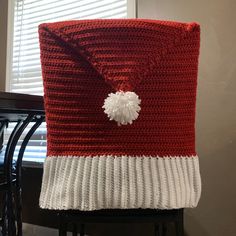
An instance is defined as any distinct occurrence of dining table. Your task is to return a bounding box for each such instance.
[0,91,45,236]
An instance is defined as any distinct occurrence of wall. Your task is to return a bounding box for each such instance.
[0,0,8,91]
[138,0,236,235]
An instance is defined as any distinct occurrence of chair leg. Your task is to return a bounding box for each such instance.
[58,214,67,236]
[175,209,184,236]
[15,186,23,236]
[59,223,67,236]
[175,221,184,236]
[155,223,163,236]
[163,223,167,236]
[1,193,7,236]
[72,223,77,236]
[7,189,16,236]
[80,224,85,236]
[154,224,158,236]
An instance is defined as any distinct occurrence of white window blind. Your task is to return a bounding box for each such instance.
[6,0,133,164]
[9,0,129,95]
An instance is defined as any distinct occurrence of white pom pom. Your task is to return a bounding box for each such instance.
[102,91,141,126]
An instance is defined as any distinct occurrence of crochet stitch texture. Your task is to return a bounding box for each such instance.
[39,19,201,210]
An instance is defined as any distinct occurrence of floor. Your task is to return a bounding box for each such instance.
[22,223,153,236]
[23,224,75,236]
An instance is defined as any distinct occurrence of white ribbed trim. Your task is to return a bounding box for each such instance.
[39,155,201,211]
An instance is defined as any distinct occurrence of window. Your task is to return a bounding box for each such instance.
[6,0,136,165]
[7,0,136,95]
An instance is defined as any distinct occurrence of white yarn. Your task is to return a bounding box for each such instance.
[102,91,141,126]
[40,155,201,210]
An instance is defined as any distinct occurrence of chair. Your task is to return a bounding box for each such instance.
[38,19,201,236]
[57,209,184,236]
[0,116,44,236]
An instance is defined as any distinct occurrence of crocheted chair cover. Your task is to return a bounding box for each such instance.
[39,19,201,210]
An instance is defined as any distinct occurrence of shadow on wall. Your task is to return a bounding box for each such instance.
[194,141,236,236]
[185,209,209,236]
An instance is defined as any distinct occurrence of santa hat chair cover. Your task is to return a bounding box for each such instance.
[39,19,201,210]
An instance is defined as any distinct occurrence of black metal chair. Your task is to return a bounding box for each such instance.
[0,116,44,236]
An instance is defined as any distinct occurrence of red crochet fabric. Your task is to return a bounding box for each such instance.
[39,19,200,157]
[39,19,201,211]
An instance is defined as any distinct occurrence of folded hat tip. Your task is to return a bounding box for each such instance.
[187,22,200,32]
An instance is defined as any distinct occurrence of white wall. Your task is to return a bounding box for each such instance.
[0,0,7,91]
[138,0,236,235]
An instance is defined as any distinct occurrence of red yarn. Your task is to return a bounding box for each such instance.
[39,19,200,157]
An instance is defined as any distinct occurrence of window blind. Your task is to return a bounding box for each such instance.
[10,0,128,95]
[6,0,130,164]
